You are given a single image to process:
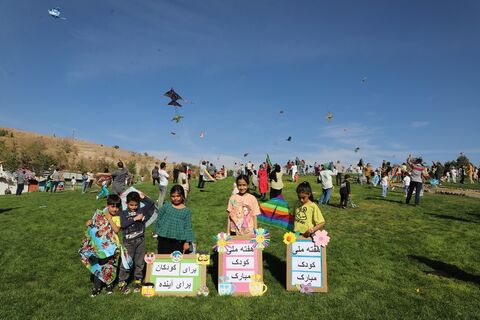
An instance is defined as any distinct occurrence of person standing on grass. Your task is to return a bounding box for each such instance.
[335,160,344,186]
[118,191,155,294]
[269,164,284,199]
[294,181,325,238]
[380,172,389,198]
[198,161,206,189]
[71,174,77,191]
[318,164,337,205]
[258,164,268,201]
[402,172,411,197]
[405,154,426,206]
[79,194,124,297]
[111,161,128,195]
[155,185,195,254]
[339,174,351,209]
[151,165,160,185]
[227,174,261,236]
[15,167,26,195]
[50,168,60,192]
[81,172,88,194]
[178,166,189,200]
[158,162,169,208]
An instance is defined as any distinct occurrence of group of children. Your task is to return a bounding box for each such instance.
[81,175,327,297]
[80,184,195,296]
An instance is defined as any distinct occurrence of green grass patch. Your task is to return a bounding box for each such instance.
[1,177,479,319]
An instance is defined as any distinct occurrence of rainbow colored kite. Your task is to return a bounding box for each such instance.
[258,195,293,231]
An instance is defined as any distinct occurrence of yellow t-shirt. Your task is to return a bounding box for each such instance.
[111,215,121,228]
[293,201,325,234]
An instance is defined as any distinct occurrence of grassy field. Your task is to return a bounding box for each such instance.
[1,177,479,319]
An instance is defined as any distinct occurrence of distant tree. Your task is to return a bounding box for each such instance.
[456,154,470,168]
[139,165,150,180]
[113,145,120,149]
[0,129,9,137]
[144,152,149,157]
[126,160,137,175]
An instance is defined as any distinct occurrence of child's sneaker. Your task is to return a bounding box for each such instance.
[118,282,130,294]
[105,284,114,295]
[90,287,101,297]
[133,280,142,293]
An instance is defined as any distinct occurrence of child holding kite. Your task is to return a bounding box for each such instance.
[117,191,155,294]
[79,194,126,297]
[227,174,261,235]
[293,181,325,238]
[155,185,195,254]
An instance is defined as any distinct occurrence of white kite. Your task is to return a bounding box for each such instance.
[48,8,67,20]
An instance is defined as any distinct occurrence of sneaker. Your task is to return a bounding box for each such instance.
[133,280,142,293]
[91,288,101,297]
[118,282,130,294]
[152,233,158,238]
[106,285,114,295]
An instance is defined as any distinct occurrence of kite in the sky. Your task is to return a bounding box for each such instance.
[243,153,249,157]
[279,110,284,114]
[164,88,182,101]
[199,132,205,139]
[361,77,367,84]
[170,132,176,135]
[286,136,292,142]
[354,147,360,153]
[168,100,182,107]
[171,115,184,123]
[48,8,67,20]
[326,112,333,122]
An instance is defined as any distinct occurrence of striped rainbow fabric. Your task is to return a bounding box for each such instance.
[258,195,294,231]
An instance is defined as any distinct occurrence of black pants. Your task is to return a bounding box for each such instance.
[336,173,342,186]
[269,188,282,199]
[152,177,159,185]
[198,175,205,188]
[157,236,186,254]
[340,192,349,207]
[406,181,422,205]
[88,180,93,189]
[16,183,24,195]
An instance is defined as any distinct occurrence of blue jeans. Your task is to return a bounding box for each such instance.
[97,185,109,199]
[382,185,387,198]
[319,188,332,205]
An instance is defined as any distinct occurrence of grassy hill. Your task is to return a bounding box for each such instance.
[0,127,160,176]
[0,176,479,319]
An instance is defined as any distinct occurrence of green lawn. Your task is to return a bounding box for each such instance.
[1,177,479,319]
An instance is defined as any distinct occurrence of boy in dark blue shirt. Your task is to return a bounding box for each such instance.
[117,191,155,294]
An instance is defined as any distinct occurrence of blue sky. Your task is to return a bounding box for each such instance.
[1,0,479,168]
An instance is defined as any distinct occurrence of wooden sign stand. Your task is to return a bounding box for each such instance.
[286,236,327,292]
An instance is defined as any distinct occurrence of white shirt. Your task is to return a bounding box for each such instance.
[319,169,337,189]
[159,169,169,186]
[403,176,411,187]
